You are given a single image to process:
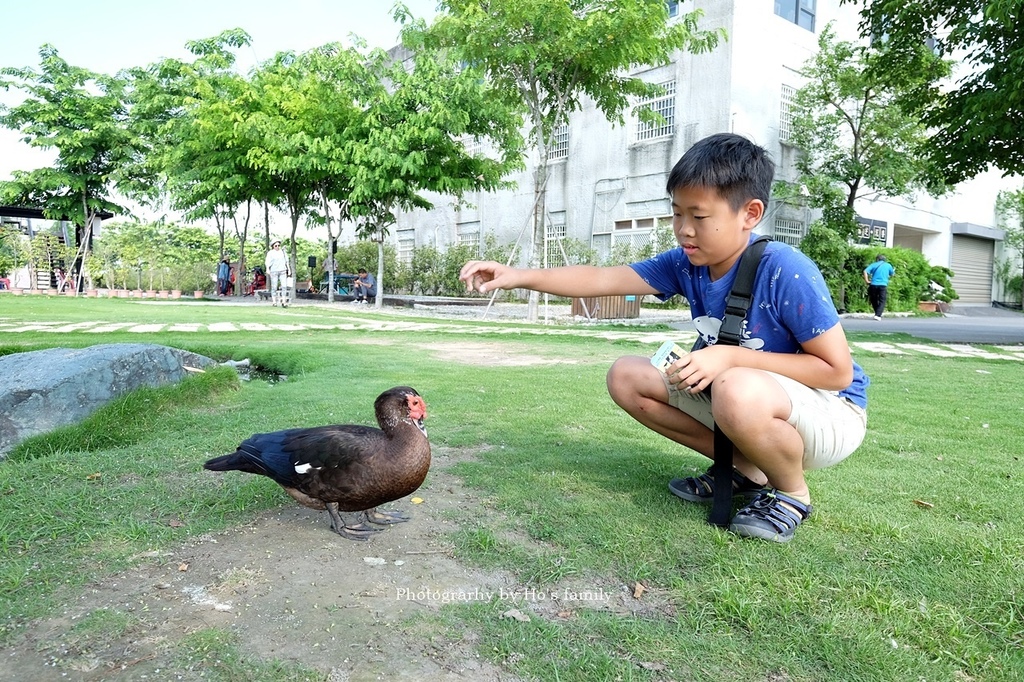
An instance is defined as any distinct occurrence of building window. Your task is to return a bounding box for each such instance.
[545,222,567,266]
[667,1,679,18]
[775,0,815,31]
[397,230,416,265]
[779,84,796,144]
[457,221,481,252]
[549,123,569,160]
[773,218,805,246]
[462,134,482,155]
[636,80,676,142]
[606,216,670,258]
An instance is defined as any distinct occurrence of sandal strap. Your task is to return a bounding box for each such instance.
[737,489,812,534]
[688,468,759,497]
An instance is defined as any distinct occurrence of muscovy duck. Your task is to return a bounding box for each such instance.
[204,386,429,540]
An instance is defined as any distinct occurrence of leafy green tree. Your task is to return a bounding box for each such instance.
[129,30,265,290]
[995,186,1024,305]
[0,224,29,281]
[852,0,1024,183]
[782,24,948,309]
[401,0,724,320]
[0,46,142,290]
[239,43,372,302]
[342,42,525,306]
[241,51,326,284]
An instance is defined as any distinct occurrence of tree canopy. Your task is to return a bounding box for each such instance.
[783,23,949,308]
[850,0,1024,183]
[784,23,948,217]
[0,46,142,288]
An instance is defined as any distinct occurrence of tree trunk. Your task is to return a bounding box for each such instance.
[264,202,271,251]
[526,111,551,323]
[322,192,335,303]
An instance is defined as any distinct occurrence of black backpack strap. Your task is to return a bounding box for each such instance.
[717,236,771,347]
[707,235,771,528]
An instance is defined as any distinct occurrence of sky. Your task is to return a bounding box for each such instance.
[0,0,439,192]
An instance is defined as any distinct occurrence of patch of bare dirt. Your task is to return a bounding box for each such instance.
[1,450,526,682]
[3,447,668,681]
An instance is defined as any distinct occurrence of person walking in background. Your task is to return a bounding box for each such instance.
[217,259,231,296]
[864,255,895,320]
[265,240,290,307]
[351,267,377,304]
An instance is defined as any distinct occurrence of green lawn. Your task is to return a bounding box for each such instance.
[1,296,1022,681]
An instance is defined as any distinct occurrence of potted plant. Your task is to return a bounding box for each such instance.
[919,265,958,313]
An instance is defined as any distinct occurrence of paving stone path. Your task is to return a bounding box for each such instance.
[2,310,1023,362]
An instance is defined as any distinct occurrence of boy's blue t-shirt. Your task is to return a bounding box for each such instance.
[629,238,869,409]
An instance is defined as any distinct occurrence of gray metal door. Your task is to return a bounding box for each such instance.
[950,235,994,303]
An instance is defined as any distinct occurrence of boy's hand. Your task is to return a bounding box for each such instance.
[665,345,737,393]
[460,260,515,293]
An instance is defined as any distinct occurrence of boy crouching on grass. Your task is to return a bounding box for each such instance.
[459,133,869,543]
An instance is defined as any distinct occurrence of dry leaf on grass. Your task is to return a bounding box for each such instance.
[501,609,531,623]
[633,582,646,599]
[912,499,934,509]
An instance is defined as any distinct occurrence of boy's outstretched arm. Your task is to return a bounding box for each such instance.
[459,261,656,298]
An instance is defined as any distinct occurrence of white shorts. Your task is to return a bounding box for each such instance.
[661,371,867,470]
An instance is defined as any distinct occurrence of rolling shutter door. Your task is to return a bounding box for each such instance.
[949,236,994,303]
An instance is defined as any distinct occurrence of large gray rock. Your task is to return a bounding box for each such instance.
[0,343,215,457]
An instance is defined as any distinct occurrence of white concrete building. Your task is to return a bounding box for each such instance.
[391,0,1017,305]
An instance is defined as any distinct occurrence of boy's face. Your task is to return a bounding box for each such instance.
[670,186,763,280]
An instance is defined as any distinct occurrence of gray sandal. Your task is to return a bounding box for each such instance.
[728,489,812,543]
[668,468,763,504]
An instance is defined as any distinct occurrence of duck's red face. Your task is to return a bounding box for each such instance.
[407,394,427,421]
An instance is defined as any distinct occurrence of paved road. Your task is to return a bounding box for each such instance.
[840,305,1024,344]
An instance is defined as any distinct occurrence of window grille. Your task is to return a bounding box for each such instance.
[545,222,567,266]
[773,218,805,246]
[780,84,796,144]
[462,135,481,155]
[636,80,676,142]
[397,230,416,265]
[549,124,569,160]
[457,221,481,252]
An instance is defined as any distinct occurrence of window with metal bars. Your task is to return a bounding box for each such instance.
[773,218,805,246]
[636,80,676,142]
[397,230,416,265]
[545,222,567,266]
[780,84,796,144]
[457,221,481,253]
[549,124,569,160]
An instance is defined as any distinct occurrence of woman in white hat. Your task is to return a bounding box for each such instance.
[264,240,290,307]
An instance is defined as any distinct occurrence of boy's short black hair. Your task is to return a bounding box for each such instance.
[666,133,774,211]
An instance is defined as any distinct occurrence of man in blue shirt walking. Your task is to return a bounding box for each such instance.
[863,255,896,320]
